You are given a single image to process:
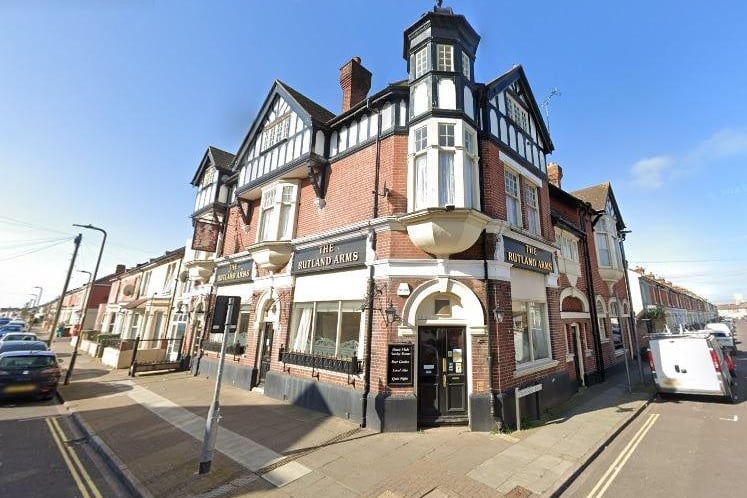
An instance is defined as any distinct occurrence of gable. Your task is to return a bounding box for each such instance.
[484,66,554,176]
[235,82,330,195]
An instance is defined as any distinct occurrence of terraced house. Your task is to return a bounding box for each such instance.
[186,5,633,431]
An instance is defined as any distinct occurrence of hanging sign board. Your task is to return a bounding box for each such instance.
[387,343,414,386]
[192,220,221,252]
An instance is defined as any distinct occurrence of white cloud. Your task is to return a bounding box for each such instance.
[630,128,747,190]
[688,128,747,161]
[630,155,674,189]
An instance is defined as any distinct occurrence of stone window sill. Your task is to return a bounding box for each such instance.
[513,359,559,379]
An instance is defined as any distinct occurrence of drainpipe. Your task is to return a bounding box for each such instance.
[361,98,382,428]
[476,118,499,425]
[581,204,605,382]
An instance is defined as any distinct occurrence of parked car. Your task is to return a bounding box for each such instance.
[0,350,62,401]
[648,332,737,403]
[0,333,38,342]
[0,340,48,354]
[708,331,736,354]
[0,324,25,338]
[0,318,11,327]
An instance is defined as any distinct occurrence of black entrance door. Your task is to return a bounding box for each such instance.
[258,322,274,385]
[418,327,468,425]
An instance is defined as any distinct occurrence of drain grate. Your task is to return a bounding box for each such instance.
[256,427,362,475]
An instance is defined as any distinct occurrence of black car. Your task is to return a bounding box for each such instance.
[0,350,61,401]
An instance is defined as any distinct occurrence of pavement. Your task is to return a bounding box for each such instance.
[51,336,655,498]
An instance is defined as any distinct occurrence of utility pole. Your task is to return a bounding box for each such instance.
[64,224,107,385]
[48,234,82,347]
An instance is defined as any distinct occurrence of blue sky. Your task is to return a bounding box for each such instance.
[1,0,745,308]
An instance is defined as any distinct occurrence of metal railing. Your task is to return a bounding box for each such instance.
[202,341,246,356]
[280,348,361,375]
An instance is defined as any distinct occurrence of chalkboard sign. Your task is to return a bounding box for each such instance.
[387,344,414,386]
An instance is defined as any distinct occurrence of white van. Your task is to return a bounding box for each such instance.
[648,332,737,403]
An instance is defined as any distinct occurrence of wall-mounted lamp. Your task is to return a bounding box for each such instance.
[492,305,504,323]
[384,302,400,325]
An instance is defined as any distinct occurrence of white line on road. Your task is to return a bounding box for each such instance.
[719,415,738,422]
[586,413,660,498]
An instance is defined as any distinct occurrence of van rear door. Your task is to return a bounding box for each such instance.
[653,336,722,393]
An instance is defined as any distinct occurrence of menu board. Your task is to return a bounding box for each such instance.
[387,344,414,386]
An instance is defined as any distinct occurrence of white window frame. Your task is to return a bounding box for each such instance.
[409,119,480,211]
[139,272,151,298]
[414,46,428,79]
[437,44,453,72]
[257,181,299,243]
[288,300,364,360]
[261,115,291,151]
[558,231,579,262]
[162,262,177,294]
[513,300,552,367]
[506,94,530,133]
[524,184,541,235]
[595,215,621,269]
[609,301,624,352]
[504,169,522,227]
[414,125,428,152]
[596,298,608,340]
[196,166,216,211]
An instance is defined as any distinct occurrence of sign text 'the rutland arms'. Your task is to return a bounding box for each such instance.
[296,243,360,271]
[506,243,553,272]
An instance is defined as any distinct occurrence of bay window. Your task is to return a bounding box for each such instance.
[513,301,551,366]
[258,182,298,242]
[288,301,363,360]
[409,120,479,211]
[595,216,622,269]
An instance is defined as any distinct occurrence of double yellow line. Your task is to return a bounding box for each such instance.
[46,417,103,498]
[586,413,660,498]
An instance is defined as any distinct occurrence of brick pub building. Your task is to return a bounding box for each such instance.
[188,5,631,431]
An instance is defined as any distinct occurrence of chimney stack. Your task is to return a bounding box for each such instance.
[548,162,563,188]
[339,57,372,113]
[115,264,126,274]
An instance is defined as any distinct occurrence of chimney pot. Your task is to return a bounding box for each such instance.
[339,57,372,113]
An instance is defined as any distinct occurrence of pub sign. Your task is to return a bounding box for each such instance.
[215,260,254,285]
[504,236,554,274]
[292,236,366,275]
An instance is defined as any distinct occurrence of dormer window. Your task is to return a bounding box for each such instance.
[414,46,428,79]
[506,94,530,133]
[261,115,290,151]
[437,44,454,71]
[258,182,299,242]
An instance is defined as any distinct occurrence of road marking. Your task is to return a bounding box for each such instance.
[46,417,104,498]
[719,415,738,422]
[586,413,660,498]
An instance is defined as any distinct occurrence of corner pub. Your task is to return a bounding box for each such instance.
[186,3,631,432]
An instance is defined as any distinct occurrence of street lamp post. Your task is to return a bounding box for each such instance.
[64,224,107,385]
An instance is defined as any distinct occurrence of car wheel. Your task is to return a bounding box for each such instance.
[41,391,56,401]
